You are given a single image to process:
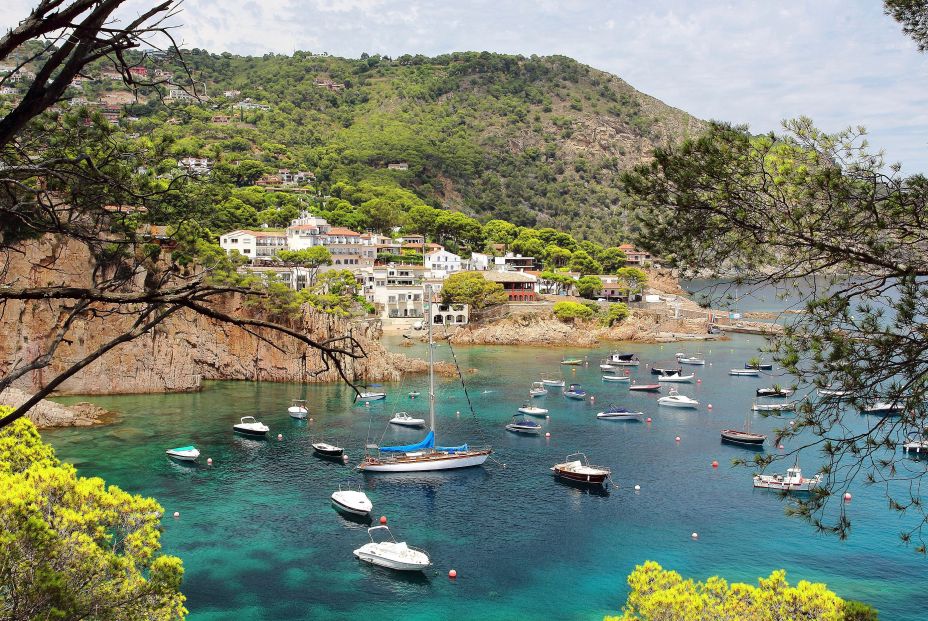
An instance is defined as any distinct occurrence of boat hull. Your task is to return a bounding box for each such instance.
[552,468,609,485]
[233,426,268,437]
[166,451,200,462]
[357,450,491,472]
[597,413,643,420]
[331,494,371,516]
[541,380,565,387]
[390,419,426,427]
[506,424,542,434]
[730,370,760,376]
[658,375,694,383]
[721,430,766,445]
[658,398,698,408]
[313,444,345,457]
[629,384,660,392]
[353,548,429,571]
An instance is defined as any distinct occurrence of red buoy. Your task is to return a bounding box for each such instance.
[844,493,852,501]
[646,417,652,423]
[707,404,713,409]
[712,460,719,468]
[675,436,681,442]
[545,432,551,438]
[448,569,457,579]
[206,457,213,465]
[379,515,387,524]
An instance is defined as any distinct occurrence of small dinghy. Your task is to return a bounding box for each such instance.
[753,461,822,492]
[818,387,850,398]
[599,363,616,371]
[353,526,431,572]
[541,376,566,388]
[756,387,793,398]
[602,374,631,382]
[745,362,773,371]
[288,399,308,419]
[658,388,699,408]
[676,353,706,365]
[861,401,904,415]
[529,381,548,397]
[506,414,543,434]
[389,412,426,427]
[564,384,588,400]
[721,428,766,445]
[518,402,549,416]
[331,483,372,516]
[657,372,695,383]
[560,358,584,366]
[356,391,387,402]
[596,406,643,421]
[408,391,421,398]
[730,368,760,376]
[629,383,660,392]
[233,416,269,437]
[551,452,611,485]
[313,441,345,458]
[752,401,797,412]
[166,445,200,462]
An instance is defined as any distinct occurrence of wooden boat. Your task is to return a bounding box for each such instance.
[721,428,766,445]
[313,442,345,457]
[408,391,421,398]
[602,374,631,382]
[356,391,387,402]
[818,387,850,397]
[165,445,200,462]
[751,401,797,412]
[730,368,760,376]
[564,384,588,400]
[599,363,616,371]
[756,387,793,398]
[560,358,584,366]
[629,383,660,392]
[676,353,706,365]
[551,452,611,485]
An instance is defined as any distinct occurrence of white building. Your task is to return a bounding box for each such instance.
[178,156,213,175]
[286,214,331,250]
[219,229,287,260]
[359,266,466,324]
[468,252,492,271]
[424,249,462,278]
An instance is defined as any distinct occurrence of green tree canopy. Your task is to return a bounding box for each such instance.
[576,275,603,299]
[439,271,508,309]
[615,267,648,294]
[553,300,594,322]
[601,302,630,326]
[599,247,628,272]
[568,249,603,275]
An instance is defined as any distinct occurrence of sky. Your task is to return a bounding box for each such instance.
[6,0,928,172]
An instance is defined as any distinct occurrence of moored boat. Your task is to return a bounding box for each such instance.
[730,368,760,376]
[599,363,616,371]
[756,387,794,398]
[753,461,822,492]
[529,381,548,397]
[629,383,660,392]
[233,416,269,437]
[389,412,426,427]
[676,353,706,365]
[540,375,566,388]
[331,483,372,516]
[751,401,797,412]
[651,364,683,376]
[602,374,631,382]
[607,353,640,366]
[313,441,345,457]
[408,391,421,398]
[902,432,928,453]
[353,526,431,572]
[560,357,584,366]
[518,402,549,416]
[166,445,200,462]
[288,399,308,419]
[564,384,588,400]
[818,387,850,398]
[551,452,611,485]
[356,391,387,402]
[745,362,773,371]
[657,388,698,408]
[657,372,695,383]
[596,406,644,421]
[861,401,904,415]
[721,428,766,445]
[506,414,543,434]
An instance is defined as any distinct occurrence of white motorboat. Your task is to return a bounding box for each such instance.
[233,416,269,437]
[518,402,549,416]
[408,391,421,398]
[288,399,308,419]
[730,368,760,376]
[357,284,491,473]
[356,391,387,402]
[861,401,904,415]
[657,389,699,408]
[753,462,822,492]
[353,526,431,572]
[902,432,928,453]
[596,407,643,421]
[657,372,695,383]
[676,354,706,365]
[389,412,426,428]
[751,401,797,412]
[599,363,616,371]
[165,445,200,462]
[602,374,631,382]
[331,483,373,516]
[818,387,850,397]
[541,376,566,388]
[506,414,543,434]
[607,353,640,366]
[529,381,548,397]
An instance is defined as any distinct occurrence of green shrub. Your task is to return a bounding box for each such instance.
[601,303,630,327]
[553,301,594,322]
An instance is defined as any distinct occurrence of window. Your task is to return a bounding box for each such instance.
[243,249,250,254]
[456,315,465,323]
[230,238,238,243]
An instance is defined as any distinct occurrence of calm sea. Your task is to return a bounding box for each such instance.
[46,334,925,620]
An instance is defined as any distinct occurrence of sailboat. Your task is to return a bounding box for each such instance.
[357,285,491,473]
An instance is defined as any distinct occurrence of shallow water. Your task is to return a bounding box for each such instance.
[46,335,926,620]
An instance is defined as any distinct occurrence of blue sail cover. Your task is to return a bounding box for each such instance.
[380,430,435,453]
[436,444,469,454]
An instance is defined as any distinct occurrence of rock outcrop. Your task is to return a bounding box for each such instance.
[0,388,116,428]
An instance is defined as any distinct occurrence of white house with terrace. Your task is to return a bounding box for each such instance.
[423,249,462,278]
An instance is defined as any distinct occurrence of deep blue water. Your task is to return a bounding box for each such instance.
[45,335,926,620]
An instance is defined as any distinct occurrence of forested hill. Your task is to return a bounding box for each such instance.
[125,51,703,241]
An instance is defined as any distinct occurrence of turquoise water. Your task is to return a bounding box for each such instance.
[45,335,926,620]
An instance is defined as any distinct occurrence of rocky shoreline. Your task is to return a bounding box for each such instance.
[0,388,118,429]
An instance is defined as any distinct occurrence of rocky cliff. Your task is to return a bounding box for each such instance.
[1,235,428,396]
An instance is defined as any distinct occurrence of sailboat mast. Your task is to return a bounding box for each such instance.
[426,284,435,431]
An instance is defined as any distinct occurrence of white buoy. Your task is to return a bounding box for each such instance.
[277,433,283,440]
[173,511,180,518]
[365,401,370,407]
[206,457,213,465]
[691,532,698,539]
[545,432,551,438]
[634,484,641,491]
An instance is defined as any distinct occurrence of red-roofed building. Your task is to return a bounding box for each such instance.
[618,244,653,266]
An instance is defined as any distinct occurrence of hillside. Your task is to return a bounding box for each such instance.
[112,51,702,241]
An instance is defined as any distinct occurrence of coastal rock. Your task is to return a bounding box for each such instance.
[0,388,115,428]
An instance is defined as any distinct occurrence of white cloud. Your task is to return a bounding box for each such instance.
[3,0,927,171]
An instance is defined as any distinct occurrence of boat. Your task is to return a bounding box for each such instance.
[331,483,372,516]
[902,432,928,453]
[721,413,766,446]
[288,399,308,419]
[564,384,588,400]
[356,391,387,402]
[551,452,611,485]
[596,406,644,420]
[753,461,822,492]
[676,354,706,365]
[353,526,431,572]
[389,412,426,427]
[861,401,904,415]
[233,416,269,437]
[657,372,695,383]
[651,364,683,376]
[165,445,200,462]
[599,363,616,371]
[408,391,421,398]
[560,357,584,366]
[657,388,699,408]
[540,375,566,388]
[506,414,543,434]
[730,368,760,376]
[529,381,548,397]
[745,362,773,371]
[751,400,797,412]
[313,441,345,457]
[818,388,851,398]
[357,285,491,473]
[607,353,640,366]
[629,383,661,392]
[602,374,631,382]
[518,402,549,416]
[756,387,794,398]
